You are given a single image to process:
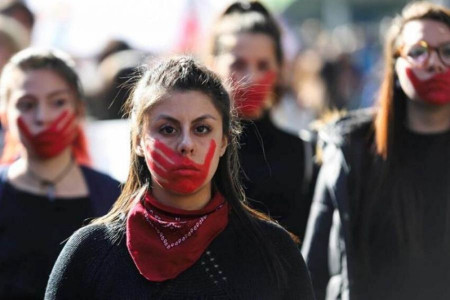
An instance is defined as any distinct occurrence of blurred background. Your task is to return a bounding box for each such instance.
[4,0,448,180]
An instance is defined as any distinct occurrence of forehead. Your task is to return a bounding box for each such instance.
[9,68,72,96]
[401,19,450,46]
[146,90,222,121]
[221,32,276,61]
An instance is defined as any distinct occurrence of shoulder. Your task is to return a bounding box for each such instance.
[319,108,375,148]
[252,217,299,250]
[79,165,121,215]
[62,223,119,257]
[49,223,122,279]
[46,223,123,298]
[79,165,121,187]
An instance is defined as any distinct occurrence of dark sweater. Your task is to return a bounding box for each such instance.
[0,166,120,300]
[239,114,312,240]
[0,184,91,299]
[45,212,315,300]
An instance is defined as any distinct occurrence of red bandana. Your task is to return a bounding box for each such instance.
[126,192,229,282]
[18,110,78,159]
[232,71,276,118]
[406,68,450,105]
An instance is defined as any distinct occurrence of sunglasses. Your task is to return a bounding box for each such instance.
[397,40,450,68]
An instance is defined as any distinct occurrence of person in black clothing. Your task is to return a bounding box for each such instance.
[45,56,315,299]
[302,2,450,299]
[207,0,314,240]
[0,48,120,299]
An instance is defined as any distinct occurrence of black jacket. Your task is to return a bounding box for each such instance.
[301,109,374,300]
[240,114,315,240]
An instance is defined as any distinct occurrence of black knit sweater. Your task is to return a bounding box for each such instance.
[45,212,315,300]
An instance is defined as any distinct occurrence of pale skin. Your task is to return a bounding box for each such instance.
[212,32,280,119]
[3,69,88,198]
[136,90,228,211]
[395,19,450,133]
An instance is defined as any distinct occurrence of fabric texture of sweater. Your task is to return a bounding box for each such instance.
[0,165,121,299]
[46,211,315,300]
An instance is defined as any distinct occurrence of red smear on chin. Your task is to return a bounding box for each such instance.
[406,68,450,105]
[145,139,216,194]
[232,71,277,118]
[17,110,78,159]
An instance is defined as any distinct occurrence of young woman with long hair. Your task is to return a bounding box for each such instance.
[207,0,314,241]
[45,56,314,299]
[302,2,450,299]
[0,48,120,299]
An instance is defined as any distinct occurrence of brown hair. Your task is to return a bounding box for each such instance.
[374,1,450,159]
[0,48,90,165]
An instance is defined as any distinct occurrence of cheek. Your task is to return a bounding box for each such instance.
[206,148,222,180]
[395,59,418,99]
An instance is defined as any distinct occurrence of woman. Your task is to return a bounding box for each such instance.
[0,48,120,299]
[45,56,315,299]
[208,0,314,240]
[302,2,450,299]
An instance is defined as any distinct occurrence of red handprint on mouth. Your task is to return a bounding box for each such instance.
[145,139,216,194]
[232,71,277,118]
[18,111,78,159]
[406,68,450,105]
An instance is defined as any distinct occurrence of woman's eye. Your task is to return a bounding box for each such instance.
[159,125,177,135]
[231,58,247,72]
[195,125,211,134]
[257,60,271,72]
[439,43,450,60]
[407,45,428,59]
[53,98,68,107]
[16,100,35,112]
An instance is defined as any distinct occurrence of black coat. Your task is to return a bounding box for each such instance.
[302,109,450,300]
[239,114,315,240]
[301,110,374,300]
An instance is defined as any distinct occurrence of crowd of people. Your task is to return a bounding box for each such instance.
[0,0,449,299]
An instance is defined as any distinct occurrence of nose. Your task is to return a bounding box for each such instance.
[426,50,447,73]
[34,103,51,127]
[177,131,195,156]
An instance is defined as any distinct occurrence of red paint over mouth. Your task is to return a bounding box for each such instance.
[145,139,217,194]
[406,68,450,105]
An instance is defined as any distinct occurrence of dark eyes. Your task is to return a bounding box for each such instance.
[158,124,211,136]
[16,100,35,112]
[195,125,211,134]
[231,58,272,73]
[407,45,428,59]
[53,98,68,107]
[15,97,69,112]
[231,58,247,71]
[159,125,177,135]
[257,60,270,72]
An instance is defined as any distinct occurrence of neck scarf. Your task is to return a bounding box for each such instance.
[126,191,229,282]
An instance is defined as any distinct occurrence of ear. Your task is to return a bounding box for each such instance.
[135,135,145,157]
[219,135,228,157]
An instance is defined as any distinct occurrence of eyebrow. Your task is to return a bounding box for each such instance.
[47,89,72,98]
[155,114,218,123]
